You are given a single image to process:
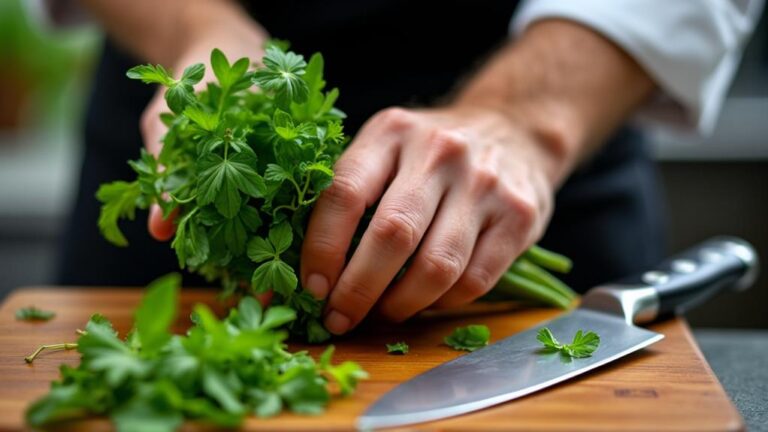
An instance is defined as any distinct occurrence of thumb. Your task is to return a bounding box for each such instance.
[148,204,177,241]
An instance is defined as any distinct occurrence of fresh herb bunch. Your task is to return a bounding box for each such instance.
[537,327,600,358]
[444,324,490,352]
[98,45,346,342]
[26,274,367,431]
[97,44,578,343]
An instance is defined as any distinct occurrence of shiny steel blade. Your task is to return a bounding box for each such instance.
[357,308,663,430]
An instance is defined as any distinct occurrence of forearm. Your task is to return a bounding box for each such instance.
[455,19,656,186]
[81,0,267,66]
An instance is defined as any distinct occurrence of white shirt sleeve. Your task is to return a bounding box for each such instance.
[511,0,764,134]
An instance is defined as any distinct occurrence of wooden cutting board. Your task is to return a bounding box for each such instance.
[0,287,743,431]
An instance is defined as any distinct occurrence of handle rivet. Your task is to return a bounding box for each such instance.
[671,259,697,274]
[642,271,669,285]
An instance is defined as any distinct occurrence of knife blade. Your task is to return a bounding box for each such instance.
[358,236,758,430]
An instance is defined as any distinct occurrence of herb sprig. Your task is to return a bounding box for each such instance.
[25,274,367,430]
[537,327,600,358]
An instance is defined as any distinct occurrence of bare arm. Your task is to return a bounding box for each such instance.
[300,19,657,334]
[79,0,266,66]
[456,19,656,186]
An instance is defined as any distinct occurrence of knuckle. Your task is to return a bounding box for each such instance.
[324,169,365,209]
[469,166,501,195]
[304,232,346,261]
[336,280,378,319]
[498,189,538,232]
[370,211,421,251]
[460,268,496,299]
[421,248,464,285]
[375,107,414,131]
[424,129,469,170]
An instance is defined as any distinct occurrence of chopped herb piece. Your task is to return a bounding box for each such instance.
[16,307,55,321]
[444,325,490,352]
[537,327,600,358]
[385,342,409,355]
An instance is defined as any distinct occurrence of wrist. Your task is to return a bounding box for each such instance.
[175,1,268,67]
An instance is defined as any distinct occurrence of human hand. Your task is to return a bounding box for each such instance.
[300,104,571,334]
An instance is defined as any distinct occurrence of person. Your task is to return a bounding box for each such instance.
[58,0,762,335]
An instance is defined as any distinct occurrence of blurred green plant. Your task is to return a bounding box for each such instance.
[0,0,98,131]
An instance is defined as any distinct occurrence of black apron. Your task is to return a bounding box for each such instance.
[57,0,666,292]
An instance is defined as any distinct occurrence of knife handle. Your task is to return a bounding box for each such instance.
[581,236,758,325]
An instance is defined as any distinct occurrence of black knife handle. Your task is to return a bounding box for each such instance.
[581,237,758,325]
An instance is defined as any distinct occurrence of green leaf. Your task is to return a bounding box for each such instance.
[16,306,55,321]
[111,396,183,432]
[181,63,205,86]
[26,384,89,427]
[264,164,292,182]
[165,83,195,114]
[211,48,250,91]
[247,236,275,263]
[184,106,219,131]
[306,319,331,343]
[252,46,309,107]
[385,342,409,355]
[78,321,148,387]
[319,346,368,395]
[126,64,174,86]
[538,327,600,358]
[197,153,266,218]
[251,259,298,295]
[202,367,245,415]
[233,297,262,330]
[444,325,490,352]
[277,364,328,415]
[268,222,293,254]
[134,274,180,355]
[248,389,282,418]
[260,306,296,330]
[96,181,141,247]
[171,211,209,268]
[536,327,562,351]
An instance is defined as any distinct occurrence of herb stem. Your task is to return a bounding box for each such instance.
[510,259,577,301]
[495,270,572,309]
[523,245,573,274]
[25,343,78,364]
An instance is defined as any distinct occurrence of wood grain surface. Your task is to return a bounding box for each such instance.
[0,287,743,431]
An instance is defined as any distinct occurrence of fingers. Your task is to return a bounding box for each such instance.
[375,191,483,322]
[432,218,527,309]
[140,90,167,157]
[148,204,177,241]
[300,110,406,300]
[323,169,445,334]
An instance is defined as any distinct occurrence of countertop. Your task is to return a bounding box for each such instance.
[695,329,768,431]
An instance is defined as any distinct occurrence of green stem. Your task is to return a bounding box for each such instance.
[511,259,578,301]
[494,271,572,309]
[25,343,78,364]
[524,245,573,274]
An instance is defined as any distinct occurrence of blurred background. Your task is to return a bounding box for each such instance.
[0,0,766,330]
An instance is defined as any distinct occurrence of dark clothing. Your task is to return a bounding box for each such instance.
[57,1,666,291]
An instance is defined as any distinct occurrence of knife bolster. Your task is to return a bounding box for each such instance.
[581,286,660,325]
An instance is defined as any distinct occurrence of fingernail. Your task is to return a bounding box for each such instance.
[325,310,351,335]
[305,273,329,299]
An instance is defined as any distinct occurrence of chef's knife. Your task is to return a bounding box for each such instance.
[358,236,758,430]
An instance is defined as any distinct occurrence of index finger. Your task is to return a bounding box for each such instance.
[300,121,400,300]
